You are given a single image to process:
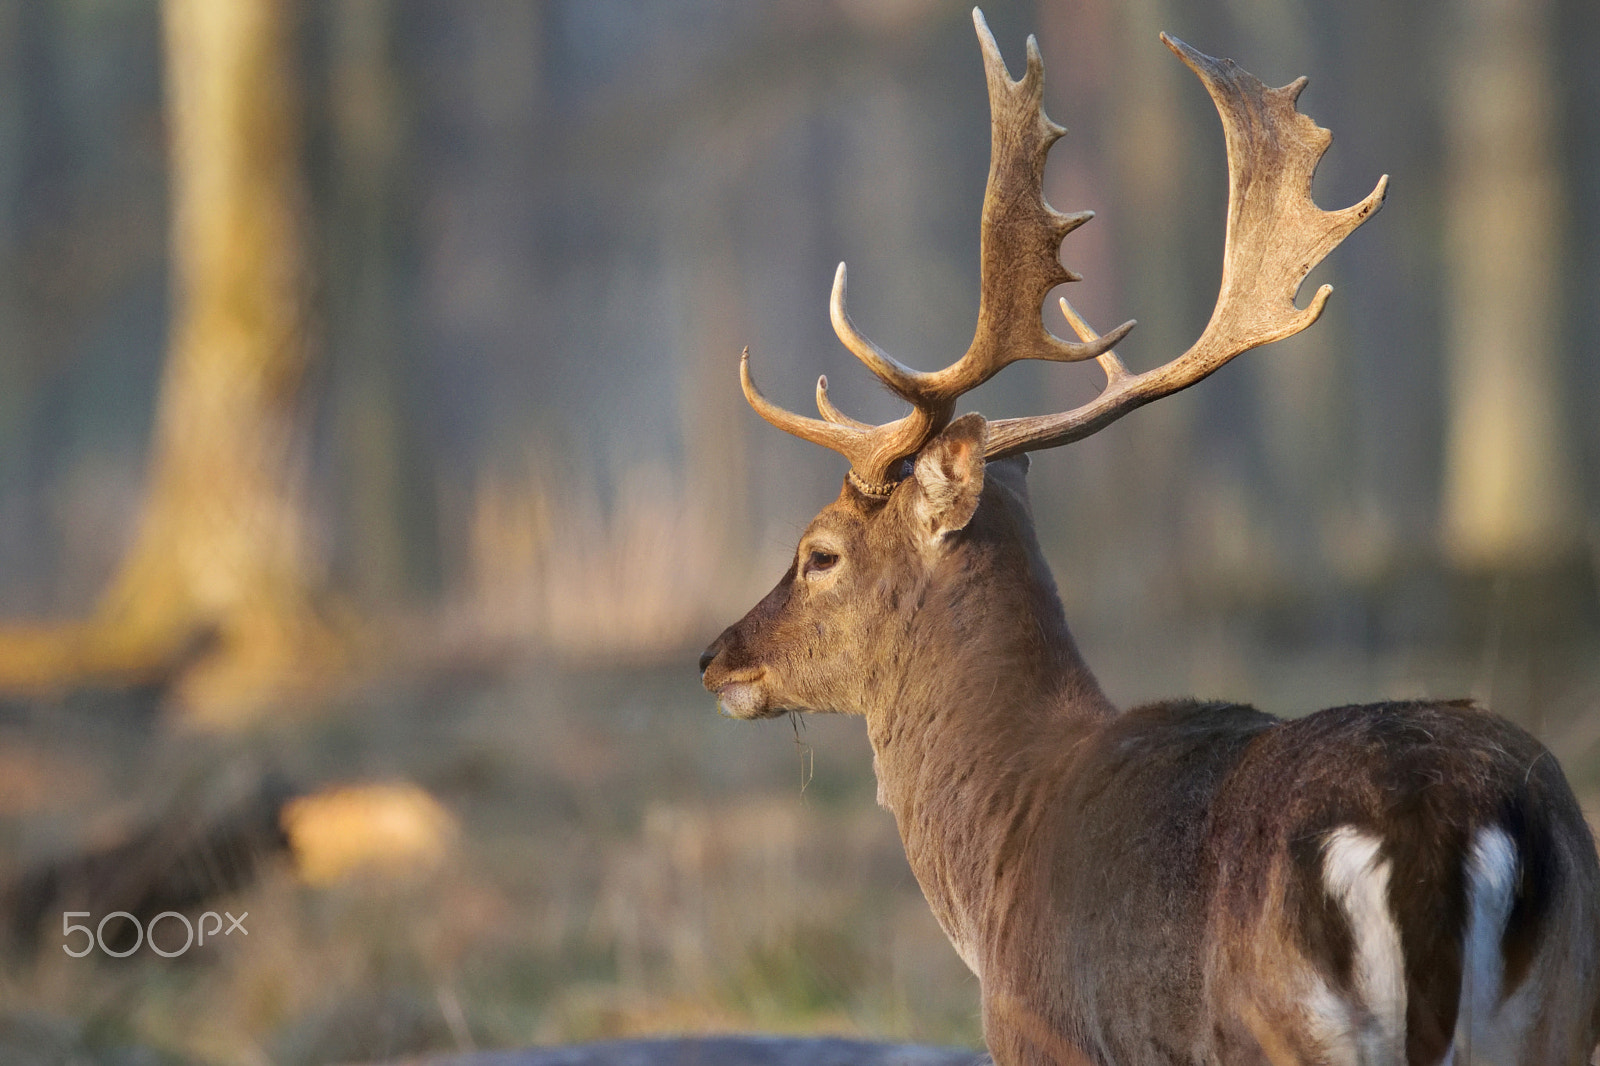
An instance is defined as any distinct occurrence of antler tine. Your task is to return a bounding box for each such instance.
[740,348,855,453]
[1059,297,1131,386]
[741,347,939,495]
[815,374,869,429]
[985,35,1386,461]
[829,263,930,404]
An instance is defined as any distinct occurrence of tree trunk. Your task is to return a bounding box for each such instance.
[1440,0,1576,569]
[0,0,334,721]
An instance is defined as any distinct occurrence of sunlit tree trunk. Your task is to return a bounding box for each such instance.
[1440,0,1576,569]
[0,0,334,719]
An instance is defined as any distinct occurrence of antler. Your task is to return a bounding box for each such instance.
[983,34,1387,459]
[740,8,1133,497]
[739,15,1385,494]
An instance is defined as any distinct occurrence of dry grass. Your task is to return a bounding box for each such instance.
[458,462,732,661]
[0,661,980,1066]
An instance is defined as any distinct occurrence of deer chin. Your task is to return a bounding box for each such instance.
[713,670,778,719]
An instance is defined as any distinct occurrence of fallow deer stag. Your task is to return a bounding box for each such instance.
[699,10,1600,1066]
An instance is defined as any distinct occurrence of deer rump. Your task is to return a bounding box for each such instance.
[1019,698,1599,1066]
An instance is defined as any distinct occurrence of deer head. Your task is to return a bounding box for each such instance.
[700,10,1385,721]
[699,412,1081,721]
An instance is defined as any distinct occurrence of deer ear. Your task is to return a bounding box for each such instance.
[910,413,987,539]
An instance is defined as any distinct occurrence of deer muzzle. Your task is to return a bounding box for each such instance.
[699,625,781,719]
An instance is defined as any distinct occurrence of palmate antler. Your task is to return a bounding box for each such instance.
[740,9,1133,496]
[986,34,1388,458]
[741,9,1386,497]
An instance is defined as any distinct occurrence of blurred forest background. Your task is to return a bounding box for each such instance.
[0,0,1597,1063]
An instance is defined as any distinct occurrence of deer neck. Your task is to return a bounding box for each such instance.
[862,552,1112,973]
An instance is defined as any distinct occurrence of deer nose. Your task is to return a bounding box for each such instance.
[699,628,737,685]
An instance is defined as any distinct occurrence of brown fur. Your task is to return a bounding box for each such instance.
[700,420,1600,1065]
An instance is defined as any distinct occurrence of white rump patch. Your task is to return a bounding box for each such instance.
[1454,825,1525,1064]
[1321,826,1408,1059]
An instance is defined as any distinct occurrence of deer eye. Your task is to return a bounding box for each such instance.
[803,549,839,576]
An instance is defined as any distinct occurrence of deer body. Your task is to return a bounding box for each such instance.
[699,12,1600,1064]
[704,442,1600,1064]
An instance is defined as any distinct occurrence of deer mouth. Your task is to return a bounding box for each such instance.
[712,669,774,720]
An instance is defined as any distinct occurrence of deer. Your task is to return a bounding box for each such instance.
[698,10,1600,1066]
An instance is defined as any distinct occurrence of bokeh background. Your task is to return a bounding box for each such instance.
[0,0,1597,1063]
